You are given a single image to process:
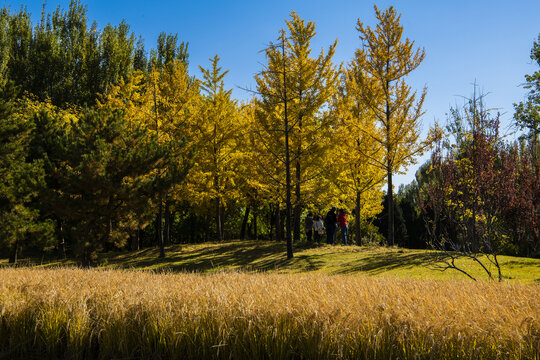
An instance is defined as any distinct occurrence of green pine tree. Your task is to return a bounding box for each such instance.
[0,82,53,263]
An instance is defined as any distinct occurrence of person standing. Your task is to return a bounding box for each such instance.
[304,212,313,242]
[312,215,324,244]
[338,209,348,245]
[324,207,337,244]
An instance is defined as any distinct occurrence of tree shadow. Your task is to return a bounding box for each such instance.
[106,241,309,272]
[332,250,444,275]
[501,259,540,267]
[107,242,442,275]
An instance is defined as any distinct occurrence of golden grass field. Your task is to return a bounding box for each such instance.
[0,268,538,359]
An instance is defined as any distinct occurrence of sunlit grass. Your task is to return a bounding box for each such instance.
[0,268,538,359]
[3,241,539,283]
[101,241,540,283]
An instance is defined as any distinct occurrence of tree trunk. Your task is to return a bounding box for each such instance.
[253,203,258,241]
[204,215,210,242]
[58,221,66,259]
[240,205,250,240]
[131,228,140,251]
[8,238,18,264]
[164,200,171,246]
[294,159,301,243]
[472,206,478,252]
[282,35,293,258]
[269,204,274,240]
[356,191,362,245]
[247,223,252,239]
[216,196,223,242]
[153,76,164,256]
[80,239,93,267]
[387,170,394,246]
[286,164,293,257]
[294,205,301,242]
[189,214,195,243]
[157,192,165,258]
[282,209,286,242]
[385,71,394,247]
[275,203,281,241]
[220,204,226,241]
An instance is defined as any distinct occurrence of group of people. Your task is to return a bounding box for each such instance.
[304,207,348,245]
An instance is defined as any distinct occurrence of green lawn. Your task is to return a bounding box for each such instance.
[3,240,539,282]
[12,240,536,282]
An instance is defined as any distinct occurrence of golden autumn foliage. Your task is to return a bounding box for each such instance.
[82,7,436,254]
[253,11,340,254]
[98,61,200,195]
[352,6,436,245]
[184,56,244,240]
[331,70,385,242]
[1,5,539,359]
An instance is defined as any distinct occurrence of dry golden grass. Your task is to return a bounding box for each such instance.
[0,268,538,359]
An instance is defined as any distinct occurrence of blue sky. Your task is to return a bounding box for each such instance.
[4,0,540,186]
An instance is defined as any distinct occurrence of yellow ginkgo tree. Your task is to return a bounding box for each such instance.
[331,65,385,244]
[353,6,434,245]
[254,11,338,257]
[184,55,242,241]
[284,12,339,242]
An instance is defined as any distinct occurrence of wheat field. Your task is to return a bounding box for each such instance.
[0,268,538,359]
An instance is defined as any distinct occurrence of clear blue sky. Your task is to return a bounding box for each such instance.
[5,0,540,186]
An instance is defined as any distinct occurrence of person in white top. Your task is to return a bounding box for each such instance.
[312,215,325,244]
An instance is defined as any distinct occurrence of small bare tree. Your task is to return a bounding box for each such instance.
[420,88,509,281]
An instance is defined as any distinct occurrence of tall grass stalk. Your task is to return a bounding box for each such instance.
[0,268,538,359]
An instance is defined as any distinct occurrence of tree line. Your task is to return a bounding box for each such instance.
[0,1,537,265]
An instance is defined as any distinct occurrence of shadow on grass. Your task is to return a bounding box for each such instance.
[6,241,538,281]
[501,259,540,266]
[106,241,306,272]
[332,250,445,275]
[105,241,446,275]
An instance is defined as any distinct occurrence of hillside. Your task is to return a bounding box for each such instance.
[9,240,538,283]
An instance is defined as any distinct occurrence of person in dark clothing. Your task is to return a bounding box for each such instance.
[324,207,337,244]
[304,212,313,242]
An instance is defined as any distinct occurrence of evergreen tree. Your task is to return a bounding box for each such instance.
[41,106,186,265]
[0,8,10,78]
[149,32,189,69]
[27,102,73,259]
[514,33,540,168]
[0,0,151,106]
[98,20,135,97]
[0,82,52,263]
[100,60,198,256]
[4,7,32,93]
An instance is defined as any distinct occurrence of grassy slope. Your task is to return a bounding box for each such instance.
[2,240,539,282]
[97,241,538,282]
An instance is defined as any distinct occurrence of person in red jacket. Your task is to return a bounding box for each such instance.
[337,209,348,245]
